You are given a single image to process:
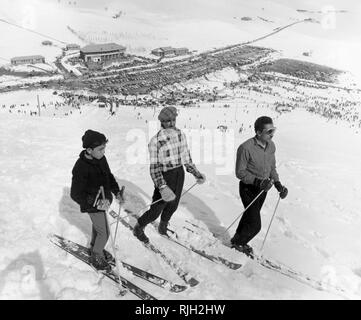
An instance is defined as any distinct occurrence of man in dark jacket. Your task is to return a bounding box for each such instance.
[232,116,288,255]
[71,129,124,270]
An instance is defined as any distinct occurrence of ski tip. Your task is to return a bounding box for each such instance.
[47,233,58,242]
[187,278,200,287]
[230,264,243,270]
[170,285,188,293]
[118,288,128,296]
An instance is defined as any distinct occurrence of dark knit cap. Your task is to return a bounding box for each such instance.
[82,129,108,149]
[158,106,178,122]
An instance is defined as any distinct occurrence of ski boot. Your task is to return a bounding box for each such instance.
[158,220,169,236]
[88,247,115,264]
[231,243,254,257]
[103,249,116,265]
[90,252,111,271]
[87,246,94,256]
[133,223,149,244]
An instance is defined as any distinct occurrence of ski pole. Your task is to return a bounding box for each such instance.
[136,182,198,215]
[109,182,198,227]
[260,195,281,252]
[180,181,198,199]
[222,189,265,237]
[93,188,102,207]
[113,186,125,244]
[99,186,127,295]
[201,189,265,250]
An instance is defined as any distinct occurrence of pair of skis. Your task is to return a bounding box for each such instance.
[49,209,203,300]
[118,207,348,297]
[136,215,242,270]
[182,220,348,297]
[118,209,243,271]
[51,209,348,299]
[48,233,186,300]
[110,210,199,287]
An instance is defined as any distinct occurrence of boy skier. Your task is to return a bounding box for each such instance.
[70,129,124,270]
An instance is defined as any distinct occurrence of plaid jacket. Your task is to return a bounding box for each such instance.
[149,127,201,188]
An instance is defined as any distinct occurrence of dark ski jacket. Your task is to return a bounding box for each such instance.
[70,150,120,213]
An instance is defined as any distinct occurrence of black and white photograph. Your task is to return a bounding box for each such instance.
[0,0,360,303]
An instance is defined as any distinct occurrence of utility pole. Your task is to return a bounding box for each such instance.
[37,94,41,116]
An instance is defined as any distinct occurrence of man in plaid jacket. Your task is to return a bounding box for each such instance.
[133,106,206,243]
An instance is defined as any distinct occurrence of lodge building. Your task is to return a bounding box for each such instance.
[80,43,126,63]
[66,43,81,51]
[11,55,45,65]
[151,47,189,57]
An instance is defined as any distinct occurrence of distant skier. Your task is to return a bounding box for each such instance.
[232,116,288,255]
[70,130,125,270]
[133,106,206,243]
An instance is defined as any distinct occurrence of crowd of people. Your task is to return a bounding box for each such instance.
[0,93,84,118]
[66,45,270,96]
[2,64,360,133]
[227,76,361,131]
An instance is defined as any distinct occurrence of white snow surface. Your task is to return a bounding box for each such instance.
[1,0,361,83]
[1,0,361,300]
[0,83,361,300]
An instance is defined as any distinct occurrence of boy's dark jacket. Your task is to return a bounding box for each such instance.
[71,150,120,213]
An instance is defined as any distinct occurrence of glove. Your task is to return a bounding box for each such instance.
[159,185,176,202]
[96,199,110,211]
[196,173,206,184]
[274,181,288,199]
[254,178,273,192]
[116,188,126,204]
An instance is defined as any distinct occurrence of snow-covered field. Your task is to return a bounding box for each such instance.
[1,0,361,300]
[0,75,63,89]
[0,81,361,300]
[1,0,361,78]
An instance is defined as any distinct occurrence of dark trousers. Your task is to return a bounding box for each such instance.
[88,211,109,256]
[138,166,185,227]
[234,181,267,245]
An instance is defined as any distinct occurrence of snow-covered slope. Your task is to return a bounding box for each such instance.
[0,85,360,299]
[1,0,361,81]
[1,0,361,300]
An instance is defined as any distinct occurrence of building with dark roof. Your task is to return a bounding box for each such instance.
[80,43,126,63]
[66,43,80,51]
[42,40,52,46]
[151,48,165,56]
[151,47,175,57]
[173,47,189,56]
[151,47,189,57]
[11,55,45,65]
